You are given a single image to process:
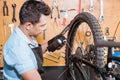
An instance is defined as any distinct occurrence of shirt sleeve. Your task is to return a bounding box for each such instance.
[12,47,37,74]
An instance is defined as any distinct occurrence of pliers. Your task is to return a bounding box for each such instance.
[51,0,60,19]
[3,0,9,16]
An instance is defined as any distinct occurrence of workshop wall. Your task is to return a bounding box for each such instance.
[0,0,120,67]
[0,0,26,68]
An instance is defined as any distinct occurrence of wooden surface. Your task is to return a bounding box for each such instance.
[0,0,120,67]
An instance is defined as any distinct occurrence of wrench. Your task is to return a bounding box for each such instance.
[89,0,94,12]
[99,0,104,21]
[12,4,17,23]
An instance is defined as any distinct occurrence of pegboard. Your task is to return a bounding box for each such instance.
[0,0,120,67]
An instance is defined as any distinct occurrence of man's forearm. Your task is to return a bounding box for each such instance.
[41,43,48,53]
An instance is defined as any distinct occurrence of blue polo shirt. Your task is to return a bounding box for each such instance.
[3,26,38,80]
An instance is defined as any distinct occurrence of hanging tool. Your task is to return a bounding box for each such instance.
[99,0,104,21]
[60,9,76,26]
[105,27,110,36]
[3,0,9,16]
[62,11,68,26]
[8,24,14,33]
[43,29,46,40]
[53,17,59,27]
[44,56,59,63]
[82,8,85,12]
[3,18,7,40]
[47,53,58,58]
[89,0,94,12]
[12,3,17,23]
[51,0,60,19]
[78,0,81,13]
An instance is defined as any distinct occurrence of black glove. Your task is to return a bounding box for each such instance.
[47,34,66,52]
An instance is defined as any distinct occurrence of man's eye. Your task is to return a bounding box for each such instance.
[40,25,44,28]
[40,24,46,27]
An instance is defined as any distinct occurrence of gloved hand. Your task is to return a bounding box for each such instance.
[47,34,66,52]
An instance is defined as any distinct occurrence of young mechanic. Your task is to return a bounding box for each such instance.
[3,1,66,80]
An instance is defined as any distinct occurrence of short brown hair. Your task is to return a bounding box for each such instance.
[19,1,51,25]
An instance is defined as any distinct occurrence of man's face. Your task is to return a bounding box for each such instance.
[30,14,48,36]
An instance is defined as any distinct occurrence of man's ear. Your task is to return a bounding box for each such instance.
[25,22,33,30]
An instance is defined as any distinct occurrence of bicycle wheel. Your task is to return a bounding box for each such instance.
[65,12,106,80]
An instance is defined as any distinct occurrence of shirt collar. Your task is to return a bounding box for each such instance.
[15,26,38,47]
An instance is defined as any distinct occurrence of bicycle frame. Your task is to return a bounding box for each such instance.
[69,40,120,80]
